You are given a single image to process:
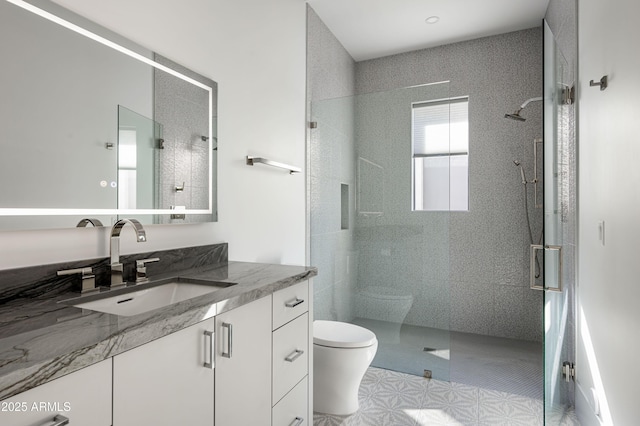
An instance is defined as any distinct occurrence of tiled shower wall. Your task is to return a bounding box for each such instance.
[308,9,545,341]
[355,29,545,342]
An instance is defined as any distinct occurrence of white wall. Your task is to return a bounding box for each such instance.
[0,0,307,270]
[578,0,640,424]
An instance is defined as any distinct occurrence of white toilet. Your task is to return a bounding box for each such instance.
[313,320,378,416]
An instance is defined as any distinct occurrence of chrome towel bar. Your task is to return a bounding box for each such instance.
[246,156,301,174]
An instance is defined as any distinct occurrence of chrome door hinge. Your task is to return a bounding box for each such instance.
[562,361,576,382]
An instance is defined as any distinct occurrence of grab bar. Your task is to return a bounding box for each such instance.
[246,156,301,174]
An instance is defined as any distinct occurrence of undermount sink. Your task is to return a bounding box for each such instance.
[61,277,236,317]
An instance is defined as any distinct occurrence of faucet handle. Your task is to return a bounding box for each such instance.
[135,257,160,283]
[57,267,97,294]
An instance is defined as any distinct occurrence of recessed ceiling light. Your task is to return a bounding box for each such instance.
[425,16,440,24]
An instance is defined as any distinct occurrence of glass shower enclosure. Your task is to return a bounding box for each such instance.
[309,22,577,426]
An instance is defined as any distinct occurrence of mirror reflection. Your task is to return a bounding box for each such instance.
[0,0,218,230]
[117,106,161,211]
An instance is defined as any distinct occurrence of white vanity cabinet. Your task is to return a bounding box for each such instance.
[1,279,312,426]
[0,359,112,426]
[272,280,311,426]
[215,295,272,426]
[113,316,216,426]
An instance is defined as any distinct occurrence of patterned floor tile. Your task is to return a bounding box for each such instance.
[412,407,480,426]
[372,373,427,410]
[423,379,479,424]
[560,409,579,426]
[544,406,580,426]
[478,388,543,425]
[314,368,545,426]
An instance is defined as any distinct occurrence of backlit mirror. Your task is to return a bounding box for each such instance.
[0,0,218,230]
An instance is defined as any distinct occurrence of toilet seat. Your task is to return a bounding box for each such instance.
[313,320,377,348]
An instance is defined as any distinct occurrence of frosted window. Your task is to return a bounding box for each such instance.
[412,98,469,211]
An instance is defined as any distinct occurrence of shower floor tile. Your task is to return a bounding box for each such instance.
[450,330,542,400]
[351,318,543,399]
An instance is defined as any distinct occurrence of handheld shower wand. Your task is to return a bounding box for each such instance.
[513,160,527,185]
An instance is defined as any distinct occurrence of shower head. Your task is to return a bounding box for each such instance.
[505,110,526,122]
[504,96,543,122]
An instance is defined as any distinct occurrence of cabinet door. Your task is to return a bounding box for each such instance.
[0,359,112,426]
[113,316,216,426]
[215,295,272,426]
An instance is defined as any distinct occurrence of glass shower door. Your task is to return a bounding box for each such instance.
[309,81,452,382]
[541,20,576,424]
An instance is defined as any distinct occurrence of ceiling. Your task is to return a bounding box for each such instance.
[306,0,551,61]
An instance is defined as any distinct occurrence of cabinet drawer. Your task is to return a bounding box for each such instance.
[272,312,308,404]
[0,359,112,426]
[272,376,308,426]
[273,280,308,330]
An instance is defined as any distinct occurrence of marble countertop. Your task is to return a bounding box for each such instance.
[0,261,316,400]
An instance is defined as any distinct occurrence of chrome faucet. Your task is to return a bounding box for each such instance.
[76,218,104,227]
[109,219,146,288]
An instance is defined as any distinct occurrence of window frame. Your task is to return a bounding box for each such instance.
[411,96,469,212]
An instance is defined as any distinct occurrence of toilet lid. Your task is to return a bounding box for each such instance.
[313,320,377,349]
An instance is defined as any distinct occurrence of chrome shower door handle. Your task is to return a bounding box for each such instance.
[204,330,214,369]
[530,244,563,292]
[545,245,563,292]
[222,322,233,358]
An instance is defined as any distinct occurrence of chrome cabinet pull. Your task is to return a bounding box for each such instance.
[285,298,304,308]
[43,414,69,426]
[285,349,304,362]
[289,417,304,426]
[222,322,233,358]
[204,330,214,369]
